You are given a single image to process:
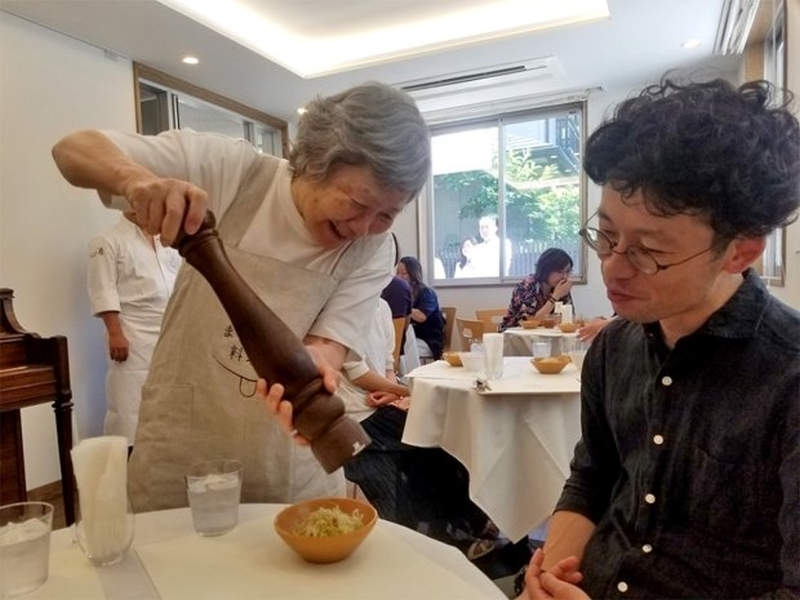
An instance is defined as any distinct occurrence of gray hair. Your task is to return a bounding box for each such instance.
[290,82,431,199]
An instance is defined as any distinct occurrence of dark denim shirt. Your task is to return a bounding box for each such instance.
[556,270,800,599]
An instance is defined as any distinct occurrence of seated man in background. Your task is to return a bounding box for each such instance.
[341,298,498,560]
[522,78,800,599]
[381,233,413,319]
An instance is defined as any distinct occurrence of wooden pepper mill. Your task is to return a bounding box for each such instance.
[173,211,371,473]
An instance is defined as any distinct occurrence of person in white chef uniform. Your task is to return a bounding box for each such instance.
[87,212,182,448]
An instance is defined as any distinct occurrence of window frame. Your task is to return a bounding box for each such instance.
[423,100,588,288]
[132,62,289,157]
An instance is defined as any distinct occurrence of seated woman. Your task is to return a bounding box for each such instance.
[397,256,444,360]
[499,248,574,331]
[342,298,497,560]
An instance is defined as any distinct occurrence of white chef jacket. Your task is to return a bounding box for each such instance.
[87,215,182,442]
[338,298,396,422]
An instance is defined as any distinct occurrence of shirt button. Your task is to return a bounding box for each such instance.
[645,493,656,504]
[617,581,629,593]
[653,434,664,445]
[642,544,653,553]
[661,376,673,386]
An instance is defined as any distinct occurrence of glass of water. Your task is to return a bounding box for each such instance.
[186,459,242,536]
[0,501,53,598]
[532,338,551,359]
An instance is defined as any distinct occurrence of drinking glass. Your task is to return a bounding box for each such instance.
[0,502,53,598]
[186,459,242,536]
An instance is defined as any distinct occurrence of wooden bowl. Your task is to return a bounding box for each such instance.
[520,319,541,329]
[274,497,378,564]
[531,355,571,374]
[539,315,562,329]
[558,322,579,333]
[442,352,462,367]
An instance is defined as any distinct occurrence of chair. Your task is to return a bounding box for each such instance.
[455,318,485,351]
[398,323,421,375]
[475,308,507,333]
[391,317,408,370]
[441,306,456,351]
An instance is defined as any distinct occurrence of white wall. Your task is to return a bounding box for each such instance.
[0,13,135,488]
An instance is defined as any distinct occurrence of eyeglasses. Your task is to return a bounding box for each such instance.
[579,226,715,275]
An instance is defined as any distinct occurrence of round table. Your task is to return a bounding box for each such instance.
[402,357,582,542]
[29,504,505,599]
[503,327,577,356]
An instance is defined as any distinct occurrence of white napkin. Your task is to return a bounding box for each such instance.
[70,436,130,561]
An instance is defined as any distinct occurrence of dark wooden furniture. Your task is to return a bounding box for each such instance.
[0,288,75,524]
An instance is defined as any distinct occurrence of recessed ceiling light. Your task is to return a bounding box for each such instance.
[157,0,610,78]
[182,55,200,65]
[297,107,307,115]
[682,39,701,49]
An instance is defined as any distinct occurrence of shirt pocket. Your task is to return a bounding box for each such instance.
[687,445,760,537]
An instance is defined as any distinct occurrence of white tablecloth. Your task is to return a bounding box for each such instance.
[32,504,504,599]
[503,327,576,356]
[403,357,582,542]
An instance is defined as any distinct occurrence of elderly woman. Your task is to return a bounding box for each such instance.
[499,247,574,331]
[52,82,430,512]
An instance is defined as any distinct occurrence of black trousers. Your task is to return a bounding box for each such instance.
[344,407,490,546]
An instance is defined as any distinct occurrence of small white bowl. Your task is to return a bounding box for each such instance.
[458,352,484,372]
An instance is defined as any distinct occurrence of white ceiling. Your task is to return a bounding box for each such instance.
[157,0,610,77]
[1,0,739,123]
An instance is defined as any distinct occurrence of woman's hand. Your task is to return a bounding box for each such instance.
[577,317,609,342]
[258,343,341,447]
[552,278,573,301]
[123,174,208,246]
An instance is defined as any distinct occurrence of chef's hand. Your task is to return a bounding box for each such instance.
[122,173,208,246]
[367,391,406,408]
[258,344,341,446]
[108,331,129,362]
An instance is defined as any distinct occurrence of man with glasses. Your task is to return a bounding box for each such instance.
[522,79,800,599]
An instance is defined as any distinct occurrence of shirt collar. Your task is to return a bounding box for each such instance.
[643,268,769,341]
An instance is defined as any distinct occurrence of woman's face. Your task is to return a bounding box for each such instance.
[462,240,474,258]
[547,265,572,288]
[396,262,410,282]
[292,164,409,249]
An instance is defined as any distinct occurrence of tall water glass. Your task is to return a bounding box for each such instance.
[482,333,504,379]
[0,502,53,598]
[186,459,242,536]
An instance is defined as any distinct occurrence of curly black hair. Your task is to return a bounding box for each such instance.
[584,78,800,243]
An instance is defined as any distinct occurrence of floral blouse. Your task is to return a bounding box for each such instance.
[499,275,571,331]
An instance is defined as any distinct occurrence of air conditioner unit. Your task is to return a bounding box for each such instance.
[396,56,564,101]
[714,0,760,55]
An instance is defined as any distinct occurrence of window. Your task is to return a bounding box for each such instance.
[426,103,586,285]
[761,0,786,285]
[133,63,288,157]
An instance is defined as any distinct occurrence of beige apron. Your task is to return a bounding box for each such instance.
[128,156,385,512]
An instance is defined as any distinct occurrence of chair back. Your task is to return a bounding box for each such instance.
[456,318,485,351]
[475,308,507,333]
[441,306,456,351]
[392,317,408,368]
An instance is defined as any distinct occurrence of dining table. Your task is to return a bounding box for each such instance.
[27,503,505,599]
[502,326,577,357]
[402,357,582,542]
